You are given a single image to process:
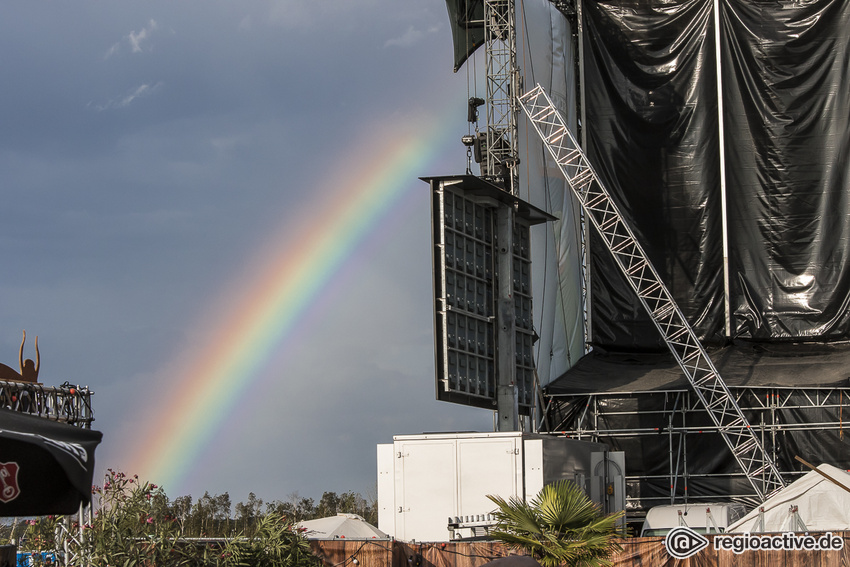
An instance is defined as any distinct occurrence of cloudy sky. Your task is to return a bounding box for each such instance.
[1,1,496,505]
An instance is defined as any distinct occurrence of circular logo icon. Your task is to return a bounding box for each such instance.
[665,526,709,559]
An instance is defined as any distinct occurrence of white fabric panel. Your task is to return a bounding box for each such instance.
[727,464,850,533]
[516,0,585,388]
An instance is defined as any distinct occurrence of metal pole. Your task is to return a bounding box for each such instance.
[668,403,675,504]
[677,393,691,504]
[714,0,732,337]
[63,517,70,567]
[497,204,520,431]
[577,0,592,348]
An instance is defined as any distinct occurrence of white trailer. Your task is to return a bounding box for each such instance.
[377,431,623,542]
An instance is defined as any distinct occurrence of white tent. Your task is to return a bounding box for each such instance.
[727,464,850,533]
[298,513,389,540]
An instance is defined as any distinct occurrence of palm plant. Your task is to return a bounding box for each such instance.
[488,480,624,567]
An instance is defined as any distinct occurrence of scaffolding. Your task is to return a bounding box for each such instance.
[481,0,520,190]
[542,384,850,512]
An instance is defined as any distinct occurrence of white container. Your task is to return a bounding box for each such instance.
[377,431,613,542]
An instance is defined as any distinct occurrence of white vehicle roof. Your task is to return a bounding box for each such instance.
[641,503,747,537]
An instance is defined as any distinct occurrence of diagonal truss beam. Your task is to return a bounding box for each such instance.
[518,83,785,500]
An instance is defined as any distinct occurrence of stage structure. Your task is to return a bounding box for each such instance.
[440,0,850,517]
[439,0,588,426]
[518,83,785,501]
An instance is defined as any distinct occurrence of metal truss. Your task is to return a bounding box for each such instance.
[56,513,91,567]
[549,387,850,436]
[483,0,520,190]
[0,380,94,427]
[543,386,850,509]
[517,83,785,500]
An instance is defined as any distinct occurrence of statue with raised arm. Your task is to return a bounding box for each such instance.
[0,331,40,383]
[19,331,39,382]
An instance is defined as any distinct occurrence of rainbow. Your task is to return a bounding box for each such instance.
[124,103,463,492]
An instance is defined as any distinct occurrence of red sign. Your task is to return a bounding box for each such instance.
[0,462,21,503]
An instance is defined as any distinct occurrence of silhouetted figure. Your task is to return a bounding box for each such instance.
[19,331,39,382]
[0,331,40,383]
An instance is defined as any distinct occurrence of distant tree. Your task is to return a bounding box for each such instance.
[266,499,293,520]
[235,492,264,536]
[214,492,232,535]
[191,491,217,536]
[338,490,370,518]
[316,491,340,518]
[297,497,316,520]
[170,495,192,534]
[268,491,314,522]
[364,483,379,525]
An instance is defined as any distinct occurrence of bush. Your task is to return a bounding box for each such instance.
[17,469,318,567]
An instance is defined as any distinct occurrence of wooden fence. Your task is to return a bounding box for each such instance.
[311,532,850,567]
[310,540,509,567]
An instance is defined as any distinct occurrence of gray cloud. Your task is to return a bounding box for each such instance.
[385,24,442,48]
[128,19,159,53]
[92,81,164,110]
[0,0,483,503]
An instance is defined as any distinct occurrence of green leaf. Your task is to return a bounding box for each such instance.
[487,480,623,567]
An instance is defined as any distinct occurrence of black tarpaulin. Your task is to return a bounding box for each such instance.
[723,0,850,340]
[584,0,724,350]
[0,409,102,516]
[583,0,850,348]
[546,341,850,395]
[445,0,486,72]
[543,0,850,513]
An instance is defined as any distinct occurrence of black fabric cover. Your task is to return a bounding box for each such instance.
[546,341,850,394]
[548,0,850,511]
[445,0,486,72]
[583,0,850,348]
[0,408,102,516]
[723,0,850,340]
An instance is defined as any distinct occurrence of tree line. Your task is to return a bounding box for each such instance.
[4,470,379,566]
[138,486,376,538]
[1,474,377,545]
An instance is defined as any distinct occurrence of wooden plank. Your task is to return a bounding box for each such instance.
[311,540,395,567]
[613,537,676,567]
[310,532,850,567]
